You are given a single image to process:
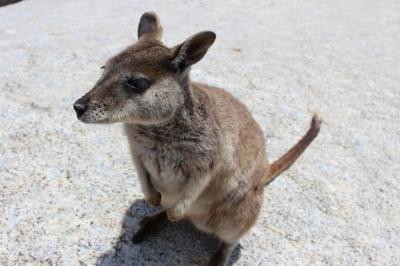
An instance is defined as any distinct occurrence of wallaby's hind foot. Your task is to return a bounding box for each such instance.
[132,210,167,244]
[209,241,236,266]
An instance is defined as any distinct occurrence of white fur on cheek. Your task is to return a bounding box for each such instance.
[114,76,183,125]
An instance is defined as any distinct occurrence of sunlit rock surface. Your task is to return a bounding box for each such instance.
[1,0,399,265]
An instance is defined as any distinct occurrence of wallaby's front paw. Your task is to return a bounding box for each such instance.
[166,208,184,222]
[145,193,161,207]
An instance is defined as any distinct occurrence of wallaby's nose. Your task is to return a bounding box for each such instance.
[73,102,87,118]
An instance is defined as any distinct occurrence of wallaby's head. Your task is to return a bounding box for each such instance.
[73,11,215,125]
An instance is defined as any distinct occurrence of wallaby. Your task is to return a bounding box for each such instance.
[73,11,321,266]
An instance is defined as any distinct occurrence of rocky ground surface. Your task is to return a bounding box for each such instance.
[1,0,399,265]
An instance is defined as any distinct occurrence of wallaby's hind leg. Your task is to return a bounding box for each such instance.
[209,240,236,266]
[132,210,167,244]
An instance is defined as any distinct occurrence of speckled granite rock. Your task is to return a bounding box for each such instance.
[1,0,399,265]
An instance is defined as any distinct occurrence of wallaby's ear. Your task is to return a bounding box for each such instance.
[138,11,163,41]
[172,31,216,71]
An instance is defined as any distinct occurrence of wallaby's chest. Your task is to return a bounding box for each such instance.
[137,141,188,206]
[141,145,186,184]
[125,123,218,207]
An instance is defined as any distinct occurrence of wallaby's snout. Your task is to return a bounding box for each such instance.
[73,92,92,121]
[73,90,110,123]
[73,99,88,118]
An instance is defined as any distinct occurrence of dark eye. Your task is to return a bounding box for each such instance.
[125,78,151,93]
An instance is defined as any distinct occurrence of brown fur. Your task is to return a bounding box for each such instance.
[74,11,321,266]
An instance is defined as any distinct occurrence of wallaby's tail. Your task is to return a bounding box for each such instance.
[265,114,322,186]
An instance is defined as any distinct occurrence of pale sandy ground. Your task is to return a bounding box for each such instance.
[1,0,399,265]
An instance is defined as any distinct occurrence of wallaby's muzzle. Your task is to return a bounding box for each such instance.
[73,101,87,118]
[73,95,90,119]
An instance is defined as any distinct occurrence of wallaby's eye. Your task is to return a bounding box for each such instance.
[125,78,151,93]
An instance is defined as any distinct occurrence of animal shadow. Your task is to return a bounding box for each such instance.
[96,199,241,266]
